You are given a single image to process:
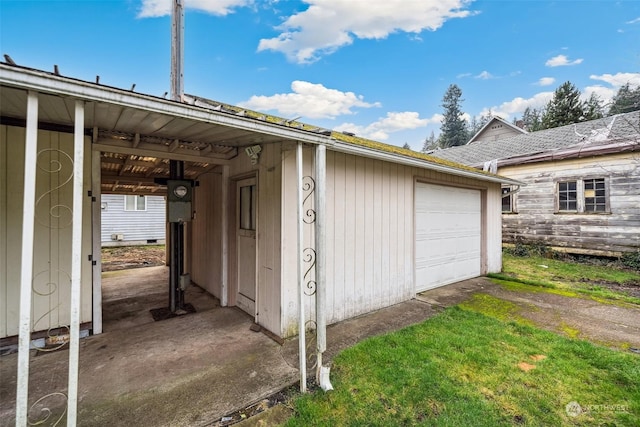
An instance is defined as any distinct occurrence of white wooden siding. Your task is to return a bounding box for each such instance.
[1,125,92,338]
[190,172,223,298]
[188,142,283,335]
[280,148,502,337]
[100,194,166,244]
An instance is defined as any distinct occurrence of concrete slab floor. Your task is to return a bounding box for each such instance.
[0,266,439,427]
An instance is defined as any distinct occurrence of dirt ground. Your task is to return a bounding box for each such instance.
[101,245,166,271]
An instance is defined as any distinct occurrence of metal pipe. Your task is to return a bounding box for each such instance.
[296,142,307,393]
[314,145,327,360]
[15,90,39,426]
[67,100,85,426]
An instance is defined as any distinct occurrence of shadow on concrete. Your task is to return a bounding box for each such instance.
[0,267,439,427]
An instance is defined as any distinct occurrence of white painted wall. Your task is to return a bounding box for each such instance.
[280,148,503,338]
[1,125,93,338]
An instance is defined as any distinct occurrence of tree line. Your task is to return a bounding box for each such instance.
[421,81,640,152]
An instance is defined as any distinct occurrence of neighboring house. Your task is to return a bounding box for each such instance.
[0,62,519,346]
[101,194,166,246]
[467,116,527,144]
[431,111,640,256]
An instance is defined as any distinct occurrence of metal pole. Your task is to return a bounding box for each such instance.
[170,0,184,102]
[15,90,39,426]
[67,100,85,426]
[314,144,327,378]
[296,143,307,393]
[169,161,178,312]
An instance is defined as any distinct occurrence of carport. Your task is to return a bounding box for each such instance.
[1,62,332,424]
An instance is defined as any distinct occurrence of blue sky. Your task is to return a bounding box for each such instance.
[1,0,639,149]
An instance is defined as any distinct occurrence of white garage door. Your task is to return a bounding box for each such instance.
[415,183,481,292]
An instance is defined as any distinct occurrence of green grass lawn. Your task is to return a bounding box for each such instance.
[491,252,640,305]
[285,308,639,426]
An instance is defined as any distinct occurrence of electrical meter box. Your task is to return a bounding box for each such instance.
[167,180,192,223]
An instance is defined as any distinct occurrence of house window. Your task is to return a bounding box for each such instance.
[124,195,146,211]
[501,186,513,213]
[584,178,606,212]
[556,178,608,214]
[239,184,256,231]
[557,181,577,211]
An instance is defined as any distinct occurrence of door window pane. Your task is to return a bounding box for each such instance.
[240,185,256,230]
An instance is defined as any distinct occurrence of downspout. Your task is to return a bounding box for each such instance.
[314,144,333,391]
[296,142,307,392]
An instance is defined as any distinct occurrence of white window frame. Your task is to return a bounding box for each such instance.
[124,195,147,211]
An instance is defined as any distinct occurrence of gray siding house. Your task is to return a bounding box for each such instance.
[101,194,166,246]
[431,111,640,256]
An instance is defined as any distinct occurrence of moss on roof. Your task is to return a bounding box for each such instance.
[329,131,497,176]
[188,94,498,178]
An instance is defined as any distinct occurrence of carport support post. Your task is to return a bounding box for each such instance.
[314,144,327,377]
[67,100,85,426]
[15,90,38,426]
[296,142,307,393]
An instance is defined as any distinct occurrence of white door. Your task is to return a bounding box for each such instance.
[415,182,481,292]
[236,178,257,314]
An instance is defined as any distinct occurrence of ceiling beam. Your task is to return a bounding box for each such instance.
[94,138,235,164]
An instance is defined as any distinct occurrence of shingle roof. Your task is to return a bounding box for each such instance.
[430,111,640,167]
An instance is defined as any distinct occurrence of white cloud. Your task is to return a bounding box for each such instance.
[475,71,493,80]
[480,92,554,119]
[334,112,437,141]
[237,81,380,119]
[589,72,640,88]
[626,17,640,24]
[258,0,476,63]
[457,72,472,79]
[537,77,555,86]
[545,54,583,67]
[138,0,250,18]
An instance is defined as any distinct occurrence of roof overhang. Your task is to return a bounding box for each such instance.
[330,140,523,186]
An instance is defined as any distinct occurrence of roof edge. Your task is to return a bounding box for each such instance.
[331,140,523,186]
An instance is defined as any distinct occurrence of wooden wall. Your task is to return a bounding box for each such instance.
[500,153,640,254]
[188,142,283,336]
[280,147,502,337]
[1,125,93,338]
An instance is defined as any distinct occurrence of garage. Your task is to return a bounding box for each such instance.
[415,182,482,292]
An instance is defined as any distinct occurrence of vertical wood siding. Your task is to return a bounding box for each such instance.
[189,171,223,298]
[1,125,92,338]
[280,148,502,337]
[188,143,283,335]
[100,194,166,244]
[500,154,640,253]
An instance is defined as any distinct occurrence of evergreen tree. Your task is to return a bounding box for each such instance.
[608,83,640,115]
[583,93,604,121]
[421,131,438,152]
[517,107,544,132]
[541,81,584,129]
[468,112,491,137]
[402,142,411,150]
[439,84,469,147]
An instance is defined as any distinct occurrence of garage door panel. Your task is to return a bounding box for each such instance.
[415,183,481,292]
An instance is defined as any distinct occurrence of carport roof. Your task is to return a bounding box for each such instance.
[0,62,521,193]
